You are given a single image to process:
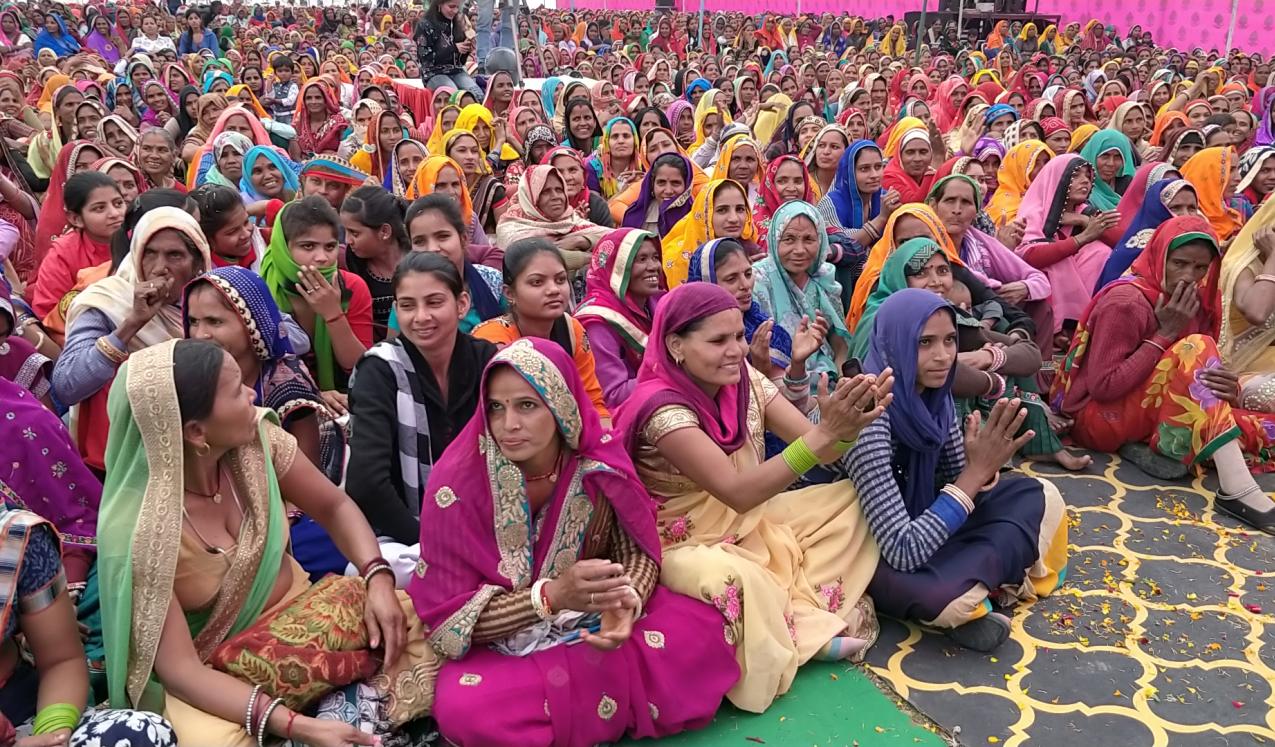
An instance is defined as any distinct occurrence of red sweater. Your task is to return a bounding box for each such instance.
[1060,285,1178,413]
[339,269,375,349]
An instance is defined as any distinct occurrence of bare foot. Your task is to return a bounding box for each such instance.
[1037,449,1092,471]
[1046,411,1074,435]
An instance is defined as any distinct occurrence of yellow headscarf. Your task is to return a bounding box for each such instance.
[689,105,720,152]
[752,93,792,147]
[440,128,490,175]
[405,155,474,225]
[225,84,270,120]
[846,203,961,331]
[711,136,763,186]
[883,116,928,158]
[661,179,758,288]
[455,103,520,161]
[1069,124,1099,153]
[426,105,460,154]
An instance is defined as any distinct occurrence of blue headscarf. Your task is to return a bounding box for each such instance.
[981,103,1019,128]
[824,139,883,229]
[685,78,712,102]
[688,238,793,369]
[239,145,301,204]
[184,266,294,361]
[864,288,957,514]
[541,76,562,120]
[1094,178,1192,293]
[202,69,234,94]
[34,13,81,56]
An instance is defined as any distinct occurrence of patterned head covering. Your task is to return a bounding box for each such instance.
[183,266,293,361]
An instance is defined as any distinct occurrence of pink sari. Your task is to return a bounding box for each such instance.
[409,338,737,747]
[1016,153,1113,330]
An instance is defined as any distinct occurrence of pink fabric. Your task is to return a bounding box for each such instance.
[613,283,750,454]
[409,337,737,746]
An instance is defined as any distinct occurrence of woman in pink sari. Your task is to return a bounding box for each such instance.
[1014,153,1114,340]
[409,337,738,747]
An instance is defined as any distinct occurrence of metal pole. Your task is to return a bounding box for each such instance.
[915,0,927,65]
[1224,0,1239,50]
[957,0,965,39]
[697,0,705,50]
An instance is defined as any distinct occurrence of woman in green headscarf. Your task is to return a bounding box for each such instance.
[853,232,1091,469]
[1078,129,1136,211]
[97,338,439,745]
[260,196,374,393]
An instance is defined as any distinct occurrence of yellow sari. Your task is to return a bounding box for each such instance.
[633,367,879,713]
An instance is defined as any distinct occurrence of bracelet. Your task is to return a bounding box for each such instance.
[987,344,1007,372]
[358,556,389,576]
[980,470,1001,493]
[982,372,1006,400]
[625,584,644,620]
[95,335,129,365]
[258,697,284,747]
[285,710,299,740]
[1143,338,1167,354]
[530,577,554,619]
[32,703,81,735]
[322,314,344,324]
[244,684,263,737]
[362,561,394,587]
[1254,273,1275,285]
[780,436,820,475]
[940,484,975,513]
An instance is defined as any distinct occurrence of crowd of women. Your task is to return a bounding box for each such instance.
[0,0,1273,745]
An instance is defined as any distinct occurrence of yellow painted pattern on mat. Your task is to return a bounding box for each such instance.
[868,455,1275,746]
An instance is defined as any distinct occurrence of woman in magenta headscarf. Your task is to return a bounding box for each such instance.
[410,337,738,747]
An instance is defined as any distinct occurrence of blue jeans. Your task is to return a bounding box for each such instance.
[426,71,483,100]
[476,0,516,65]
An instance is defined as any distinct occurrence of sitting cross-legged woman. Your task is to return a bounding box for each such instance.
[846,288,1069,651]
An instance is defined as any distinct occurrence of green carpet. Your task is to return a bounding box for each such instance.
[620,661,949,745]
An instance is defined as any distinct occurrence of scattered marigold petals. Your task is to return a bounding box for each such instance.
[1233,701,1245,709]
[1246,604,1263,613]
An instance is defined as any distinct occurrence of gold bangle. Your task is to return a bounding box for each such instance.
[95,336,128,365]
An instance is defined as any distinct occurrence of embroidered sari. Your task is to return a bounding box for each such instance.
[409,338,738,746]
[1220,197,1275,412]
[615,284,880,713]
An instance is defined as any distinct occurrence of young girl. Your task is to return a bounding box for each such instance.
[472,237,611,421]
[190,183,265,271]
[32,173,125,321]
[261,196,373,398]
[96,156,144,205]
[340,186,409,341]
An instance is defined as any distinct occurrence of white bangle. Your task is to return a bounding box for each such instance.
[941,484,975,513]
[625,584,643,621]
[530,578,553,620]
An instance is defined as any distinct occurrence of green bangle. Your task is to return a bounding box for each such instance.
[835,439,857,452]
[32,703,81,735]
[780,437,820,475]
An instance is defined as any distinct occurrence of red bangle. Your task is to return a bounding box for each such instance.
[285,710,298,739]
[539,580,554,615]
[359,557,388,576]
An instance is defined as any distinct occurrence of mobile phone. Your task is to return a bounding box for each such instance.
[840,358,876,411]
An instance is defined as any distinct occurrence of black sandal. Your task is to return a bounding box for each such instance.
[1215,487,1275,535]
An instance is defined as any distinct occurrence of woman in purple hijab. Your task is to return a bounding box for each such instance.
[409,337,738,747]
[83,11,124,66]
[844,289,1069,652]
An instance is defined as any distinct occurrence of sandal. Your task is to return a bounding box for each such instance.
[1215,487,1275,535]
[1119,443,1189,481]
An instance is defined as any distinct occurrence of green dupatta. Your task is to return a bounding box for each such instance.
[259,202,347,391]
[99,339,286,711]
[1078,129,1136,212]
[850,237,943,358]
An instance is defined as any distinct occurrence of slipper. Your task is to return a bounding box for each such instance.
[1119,443,1189,481]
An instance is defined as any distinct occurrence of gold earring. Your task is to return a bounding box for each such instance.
[195,442,210,457]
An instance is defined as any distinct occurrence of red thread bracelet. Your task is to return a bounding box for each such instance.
[359,557,389,576]
[285,710,298,739]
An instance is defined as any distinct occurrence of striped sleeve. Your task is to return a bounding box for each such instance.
[937,409,967,485]
[845,412,968,573]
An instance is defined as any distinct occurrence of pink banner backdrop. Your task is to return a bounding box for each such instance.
[563,0,1274,53]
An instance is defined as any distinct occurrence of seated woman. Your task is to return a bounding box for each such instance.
[752,201,853,379]
[493,165,610,279]
[545,146,618,229]
[1180,146,1245,244]
[1054,216,1275,533]
[615,282,888,713]
[846,288,1068,651]
[1235,146,1275,219]
[97,338,438,745]
[411,337,739,746]
[261,196,373,395]
[576,228,666,408]
[474,238,610,421]
[186,104,272,189]
[239,145,301,233]
[340,186,410,343]
[348,252,497,554]
[619,152,695,236]
[405,155,497,268]
[32,171,121,326]
[183,266,348,576]
[136,128,184,192]
[444,129,508,237]
[0,475,176,745]
[585,116,641,200]
[1096,179,1200,292]
[662,178,759,287]
[1014,154,1115,341]
[54,206,210,474]
[881,119,936,203]
[1220,200,1275,416]
[1078,129,1135,212]
[929,174,1055,353]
